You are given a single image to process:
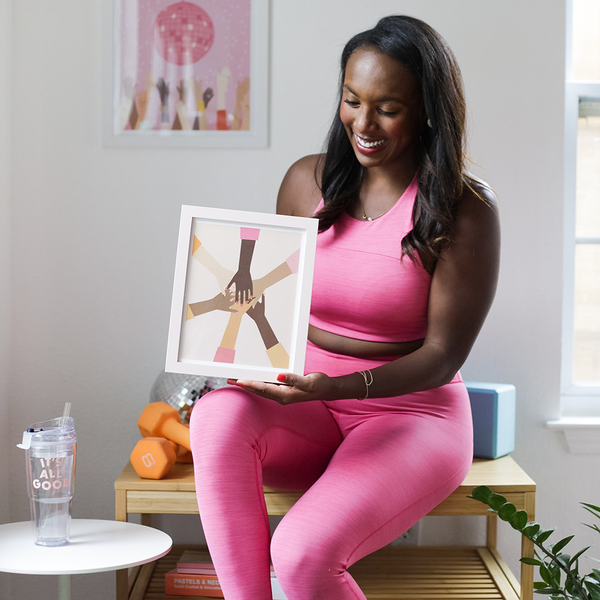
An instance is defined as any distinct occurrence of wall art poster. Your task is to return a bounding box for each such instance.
[166,206,318,382]
[105,0,268,147]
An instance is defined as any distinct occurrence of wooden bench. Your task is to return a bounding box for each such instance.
[115,455,535,600]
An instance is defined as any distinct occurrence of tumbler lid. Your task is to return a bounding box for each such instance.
[16,430,33,449]
[16,416,75,449]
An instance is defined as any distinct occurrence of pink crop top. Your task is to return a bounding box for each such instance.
[309,177,431,343]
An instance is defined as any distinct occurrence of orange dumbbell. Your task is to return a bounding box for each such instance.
[169,435,193,464]
[130,437,177,480]
[175,447,193,463]
[138,402,191,450]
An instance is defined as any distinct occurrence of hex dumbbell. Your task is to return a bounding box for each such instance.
[130,437,177,480]
[138,402,191,450]
[171,430,193,463]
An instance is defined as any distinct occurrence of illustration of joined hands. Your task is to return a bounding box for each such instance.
[188,231,297,369]
[225,237,255,305]
[225,266,291,312]
[187,289,236,319]
[226,268,254,305]
[222,247,329,389]
[187,285,265,318]
[190,238,261,308]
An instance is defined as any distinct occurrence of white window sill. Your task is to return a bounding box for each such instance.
[546,417,600,454]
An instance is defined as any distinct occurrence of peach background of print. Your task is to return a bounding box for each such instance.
[179,221,302,368]
[118,0,251,132]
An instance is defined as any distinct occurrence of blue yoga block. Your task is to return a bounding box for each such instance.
[465,382,516,459]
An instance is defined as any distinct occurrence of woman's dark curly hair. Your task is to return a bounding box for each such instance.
[316,15,480,262]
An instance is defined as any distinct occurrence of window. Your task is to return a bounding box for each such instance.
[562,0,600,415]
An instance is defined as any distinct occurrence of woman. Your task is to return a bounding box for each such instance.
[190,15,500,600]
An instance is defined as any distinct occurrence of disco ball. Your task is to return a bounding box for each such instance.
[150,372,226,424]
[153,1,215,66]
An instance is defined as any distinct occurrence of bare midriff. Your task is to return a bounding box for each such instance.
[308,324,424,358]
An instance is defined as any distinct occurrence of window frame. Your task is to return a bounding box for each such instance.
[561,0,600,417]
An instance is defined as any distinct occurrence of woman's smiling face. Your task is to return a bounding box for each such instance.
[339,48,424,173]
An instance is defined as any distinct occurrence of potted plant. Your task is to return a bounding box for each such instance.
[470,486,600,599]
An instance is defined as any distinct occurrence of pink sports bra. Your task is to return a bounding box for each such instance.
[309,177,431,343]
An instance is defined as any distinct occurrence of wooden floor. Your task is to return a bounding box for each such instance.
[128,545,520,600]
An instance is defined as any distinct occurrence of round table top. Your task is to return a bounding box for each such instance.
[0,519,172,575]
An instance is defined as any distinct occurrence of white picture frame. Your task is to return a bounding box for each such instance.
[166,206,318,382]
[102,0,269,148]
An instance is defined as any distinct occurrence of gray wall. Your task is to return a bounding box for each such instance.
[0,0,12,596]
[4,1,597,599]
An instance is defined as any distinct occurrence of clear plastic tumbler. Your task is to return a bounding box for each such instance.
[17,407,76,547]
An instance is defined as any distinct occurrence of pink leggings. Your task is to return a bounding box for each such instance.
[190,342,473,600]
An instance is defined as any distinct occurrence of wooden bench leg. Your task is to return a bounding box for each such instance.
[520,491,536,600]
[520,535,535,600]
[486,513,498,550]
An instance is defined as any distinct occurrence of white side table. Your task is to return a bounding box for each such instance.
[0,519,172,600]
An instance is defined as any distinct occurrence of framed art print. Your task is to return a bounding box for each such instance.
[103,0,268,147]
[166,206,318,382]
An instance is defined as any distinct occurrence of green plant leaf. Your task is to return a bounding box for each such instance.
[533,582,550,589]
[588,585,600,597]
[585,579,600,593]
[581,502,600,515]
[498,502,517,521]
[535,528,557,544]
[533,588,558,595]
[540,565,560,590]
[469,486,494,503]
[488,493,508,511]
[565,575,574,594]
[569,546,592,566]
[572,560,580,578]
[584,523,600,535]
[540,564,557,587]
[586,580,600,600]
[556,554,571,568]
[550,535,575,555]
[540,565,554,588]
[521,557,544,566]
[591,569,600,582]
[509,510,529,531]
[523,522,541,538]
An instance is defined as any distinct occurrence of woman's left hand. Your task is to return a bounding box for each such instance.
[227,372,335,405]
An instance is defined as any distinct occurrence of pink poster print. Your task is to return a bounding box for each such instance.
[117,0,252,133]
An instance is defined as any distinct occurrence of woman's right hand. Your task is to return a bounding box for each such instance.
[228,372,335,405]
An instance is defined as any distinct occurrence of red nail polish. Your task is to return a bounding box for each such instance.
[277,374,286,383]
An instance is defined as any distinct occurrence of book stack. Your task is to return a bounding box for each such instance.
[165,549,288,599]
[165,550,223,597]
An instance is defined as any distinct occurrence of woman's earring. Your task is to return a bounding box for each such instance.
[427,118,432,128]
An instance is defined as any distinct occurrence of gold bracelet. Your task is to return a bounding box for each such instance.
[357,369,373,401]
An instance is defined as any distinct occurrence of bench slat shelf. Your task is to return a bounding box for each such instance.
[127,545,520,600]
